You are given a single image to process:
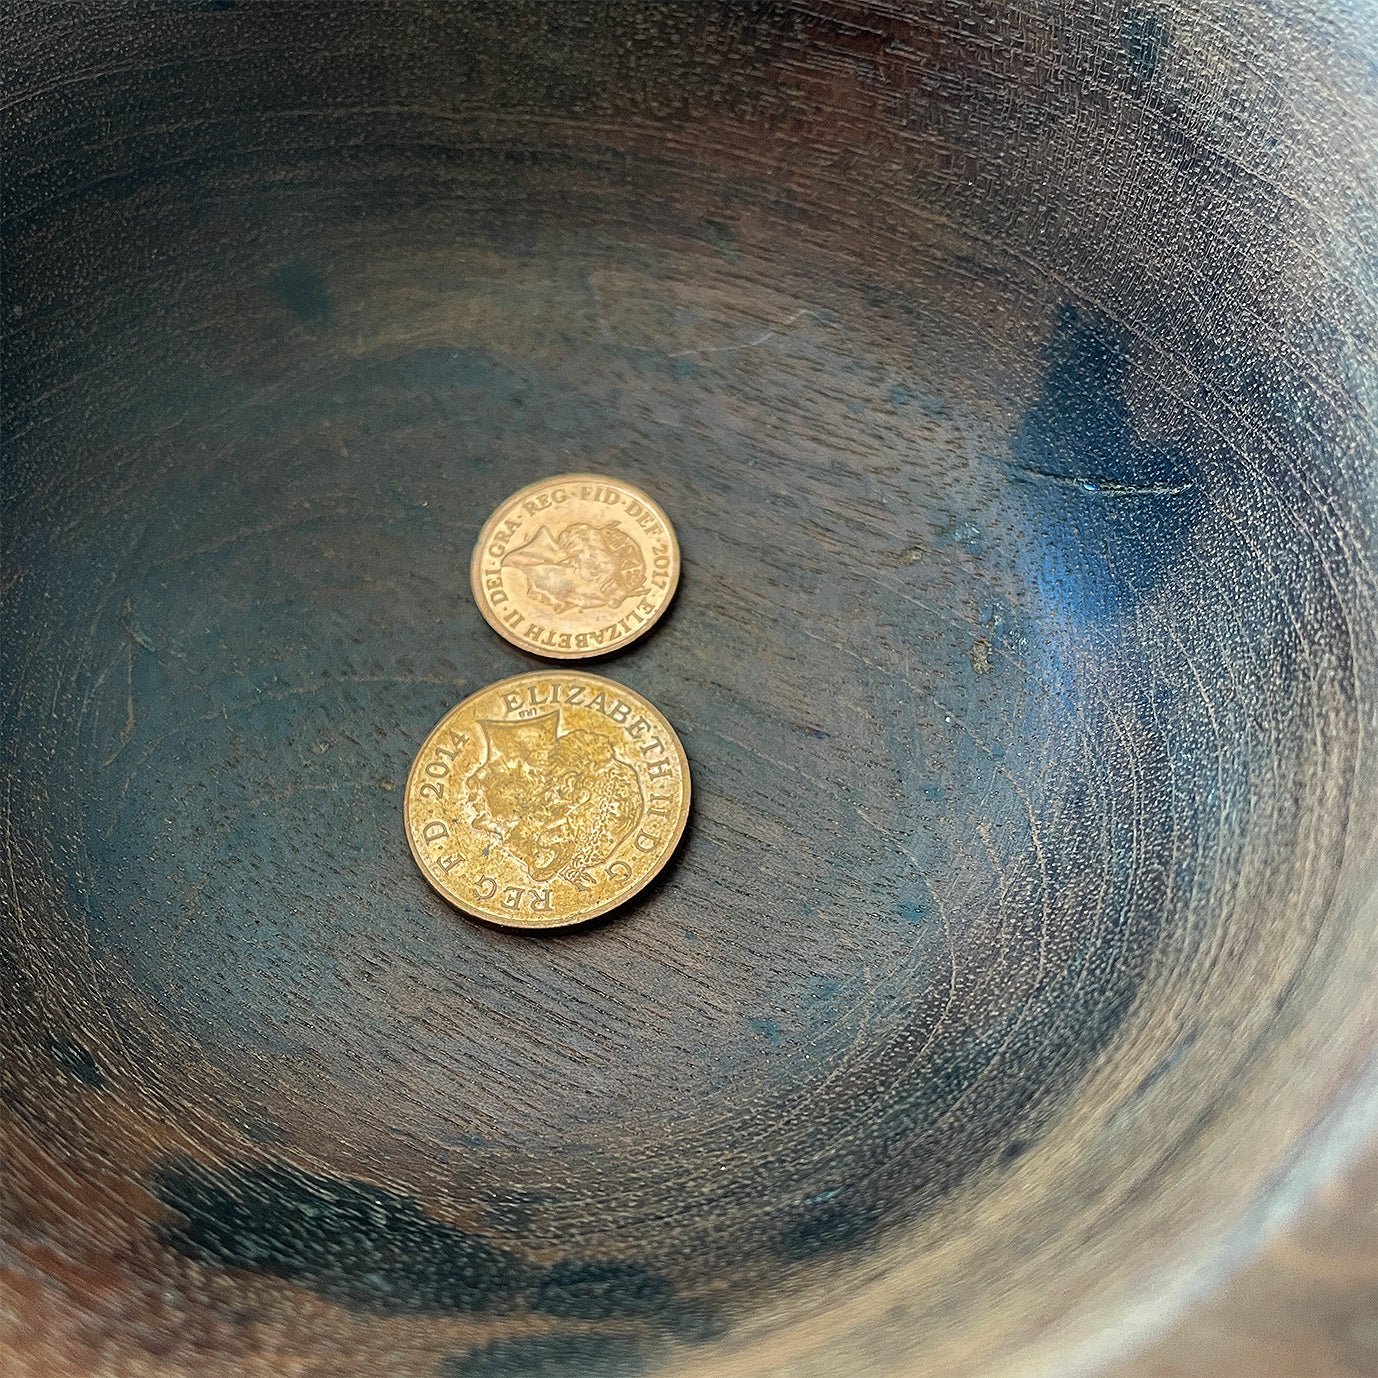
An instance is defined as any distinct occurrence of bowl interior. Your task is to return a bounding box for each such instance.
[4,5,1378,1377]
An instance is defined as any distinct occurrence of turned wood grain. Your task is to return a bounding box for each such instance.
[3,3,1377,1377]
[1113,1137,1378,1378]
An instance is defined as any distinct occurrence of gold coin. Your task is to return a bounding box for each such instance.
[404,672,691,929]
[470,474,680,659]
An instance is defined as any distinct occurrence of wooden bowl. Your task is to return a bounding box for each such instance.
[4,4,1377,1376]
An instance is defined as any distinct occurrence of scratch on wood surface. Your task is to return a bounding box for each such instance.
[1008,461,1194,497]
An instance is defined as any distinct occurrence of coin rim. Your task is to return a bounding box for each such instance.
[469,473,682,660]
[403,671,692,929]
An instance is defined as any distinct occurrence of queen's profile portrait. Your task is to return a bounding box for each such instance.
[501,521,648,615]
[464,711,645,884]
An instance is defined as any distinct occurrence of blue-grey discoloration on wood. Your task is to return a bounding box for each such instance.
[1010,304,1199,621]
[44,1038,105,1089]
[3,1,1377,1376]
[442,1333,648,1378]
[532,1261,674,1321]
[153,1157,703,1333]
[153,1160,531,1314]
[268,262,335,324]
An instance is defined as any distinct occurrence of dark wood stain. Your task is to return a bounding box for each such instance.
[151,1159,533,1315]
[442,1332,649,1378]
[3,2,1376,1376]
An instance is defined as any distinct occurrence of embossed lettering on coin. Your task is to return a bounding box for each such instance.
[405,673,691,928]
[470,475,680,658]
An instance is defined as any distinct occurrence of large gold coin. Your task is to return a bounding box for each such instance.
[404,672,691,929]
[470,474,680,659]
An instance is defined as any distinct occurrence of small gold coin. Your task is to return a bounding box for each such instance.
[470,474,680,659]
[405,672,691,929]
